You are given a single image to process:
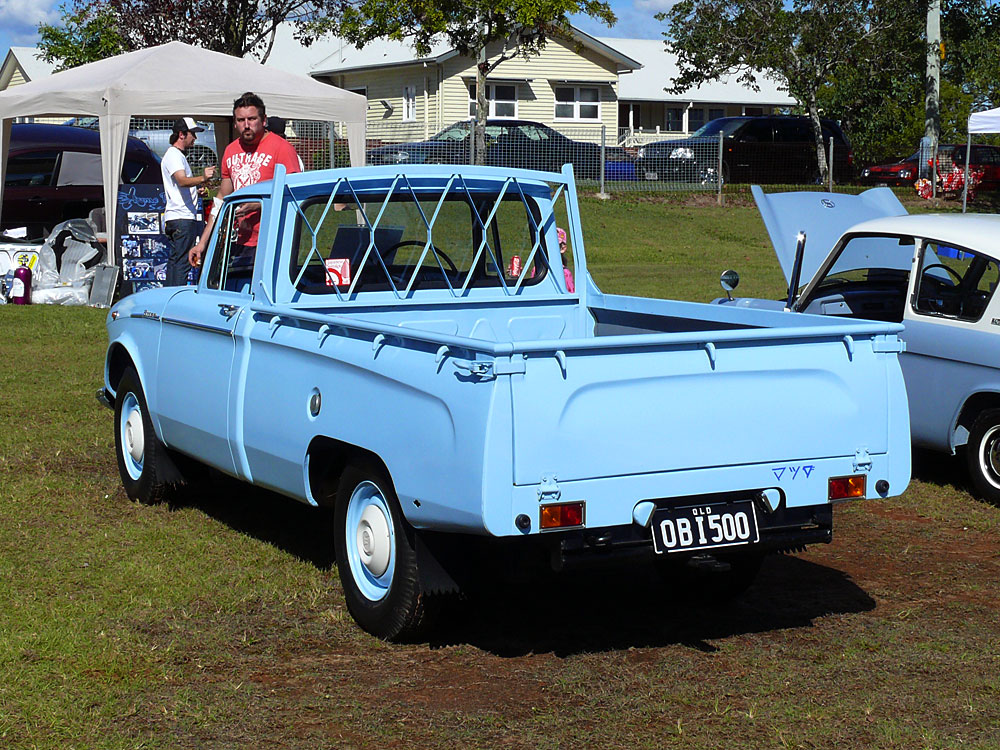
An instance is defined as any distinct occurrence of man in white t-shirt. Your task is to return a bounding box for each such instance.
[161,117,216,285]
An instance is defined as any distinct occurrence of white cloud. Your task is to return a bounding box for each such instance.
[634,0,680,12]
[0,0,59,31]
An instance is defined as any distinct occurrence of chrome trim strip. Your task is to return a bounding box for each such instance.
[161,316,235,336]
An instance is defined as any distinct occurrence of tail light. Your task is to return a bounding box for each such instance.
[829,475,866,501]
[540,502,585,530]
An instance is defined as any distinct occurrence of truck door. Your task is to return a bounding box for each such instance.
[154,200,260,476]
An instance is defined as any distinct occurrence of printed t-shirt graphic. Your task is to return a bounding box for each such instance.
[221,132,301,246]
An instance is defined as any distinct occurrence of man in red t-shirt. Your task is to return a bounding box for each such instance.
[189,91,301,268]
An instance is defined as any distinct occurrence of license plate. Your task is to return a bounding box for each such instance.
[651,501,760,554]
[644,171,659,180]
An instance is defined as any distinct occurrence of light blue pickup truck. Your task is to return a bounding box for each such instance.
[101,165,911,639]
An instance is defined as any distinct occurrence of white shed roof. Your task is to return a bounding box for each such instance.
[598,37,795,106]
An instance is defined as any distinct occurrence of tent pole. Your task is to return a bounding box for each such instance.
[962,132,971,213]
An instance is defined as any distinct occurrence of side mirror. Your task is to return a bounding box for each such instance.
[720,269,740,300]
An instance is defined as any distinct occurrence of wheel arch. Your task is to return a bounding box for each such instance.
[954,391,1000,449]
[106,341,138,396]
[304,436,394,509]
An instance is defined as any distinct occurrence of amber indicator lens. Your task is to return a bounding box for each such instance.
[540,502,585,530]
[828,474,866,500]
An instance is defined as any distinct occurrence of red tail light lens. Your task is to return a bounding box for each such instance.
[540,502,585,530]
[829,475,866,501]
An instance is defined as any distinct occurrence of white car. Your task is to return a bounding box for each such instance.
[718,186,1000,503]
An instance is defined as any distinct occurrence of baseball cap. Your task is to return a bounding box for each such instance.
[173,117,205,134]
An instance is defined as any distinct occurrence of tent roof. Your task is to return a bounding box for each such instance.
[0,40,365,122]
[969,106,1000,134]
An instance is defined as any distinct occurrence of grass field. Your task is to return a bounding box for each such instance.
[1,195,999,749]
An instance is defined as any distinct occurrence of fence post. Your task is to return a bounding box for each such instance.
[599,125,607,198]
[828,136,834,191]
[963,133,971,213]
[931,140,938,201]
[717,131,724,205]
[328,121,336,170]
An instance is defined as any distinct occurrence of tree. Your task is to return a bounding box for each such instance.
[39,0,321,65]
[318,0,616,163]
[37,3,127,70]
[660,0,917,181]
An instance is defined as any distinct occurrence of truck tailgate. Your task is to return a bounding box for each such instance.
[510,331,897,485]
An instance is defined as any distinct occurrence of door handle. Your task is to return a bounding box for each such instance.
[218,304,240,319]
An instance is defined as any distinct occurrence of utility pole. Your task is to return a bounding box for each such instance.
[925,0,941,146]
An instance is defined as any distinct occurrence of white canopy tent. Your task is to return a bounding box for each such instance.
[0,41,367,260]
[963,106,1000,211]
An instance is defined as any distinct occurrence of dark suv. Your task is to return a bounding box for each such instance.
[635,116,853,185]
[2,123,161,239]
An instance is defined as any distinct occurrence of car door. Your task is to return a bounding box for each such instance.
[900,238,1000,451]
[153,200,261,476]
[732,118,774,182]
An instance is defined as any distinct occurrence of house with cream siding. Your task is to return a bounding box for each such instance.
[308,28,641,142]
[603,38,795,141]
[0,47,59,122]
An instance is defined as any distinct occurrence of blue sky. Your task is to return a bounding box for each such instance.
[0,0,669,61]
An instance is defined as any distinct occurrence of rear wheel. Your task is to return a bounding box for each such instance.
[114,367,175,505]
[966,409,1000,504]
[334,464,426,640]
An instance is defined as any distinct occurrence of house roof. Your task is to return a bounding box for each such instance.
[597,37,795,106]
[260,24,351,76]
[0,47,57,89]
[310,25,641,77]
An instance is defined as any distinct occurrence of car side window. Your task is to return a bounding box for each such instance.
[774,121,811,142]
[913,241,999,322]
[5,151,59,187]
[205,201,263,294]
[739,119,772,143]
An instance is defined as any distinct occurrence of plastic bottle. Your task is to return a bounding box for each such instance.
[11,260,31,304]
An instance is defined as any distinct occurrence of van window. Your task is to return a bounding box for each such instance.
[5,151,59,187]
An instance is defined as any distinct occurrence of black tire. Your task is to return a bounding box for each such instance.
[655,551,764,604]
[334,463,426,640]
[966,409,1000,504]
[113,367,176,505]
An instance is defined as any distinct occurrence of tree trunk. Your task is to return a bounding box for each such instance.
[807,100,829,185]
[475,46,489,166]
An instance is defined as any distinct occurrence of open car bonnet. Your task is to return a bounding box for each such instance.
[751,186,908,286]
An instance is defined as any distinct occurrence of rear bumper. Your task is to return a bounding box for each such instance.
[550,502,832,571]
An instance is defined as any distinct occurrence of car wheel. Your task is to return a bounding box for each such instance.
[114,366,175,505]
[966,409,1000,504]
[655,551,764,603]
[335,463,427,640]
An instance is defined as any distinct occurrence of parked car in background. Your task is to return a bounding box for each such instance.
[367,119,631,180]
[635,116,853,185]
[859,144,1000,190]
[2,123,161,239]
[718,186,1000,503]
[65,116,218,168]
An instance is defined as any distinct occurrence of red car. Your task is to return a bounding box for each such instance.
[860,144,1000,190]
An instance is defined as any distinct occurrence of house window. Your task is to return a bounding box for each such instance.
[554,86,601,121]
[665,108,683,132]
[688,108,706,132]
[709,108,725,121]
[744,106,764,116]
[468,84,517,119]
[403,85,416,122]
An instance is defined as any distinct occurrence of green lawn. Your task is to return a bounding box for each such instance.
[1,195,998,749]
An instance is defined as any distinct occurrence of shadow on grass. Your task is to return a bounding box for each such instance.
[176,475,874,656]
[426,554,875,657]
[175,474,336,570]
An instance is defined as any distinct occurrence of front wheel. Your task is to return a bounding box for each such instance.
[114,367,176,504]
[334,464,426,640]
[966,409,1000,504]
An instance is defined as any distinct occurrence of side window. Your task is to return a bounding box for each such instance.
[774,121,811,142]
[5,151,59,186]
[739,119,772,143]
[205,201,263,294]
[914,241,999,322]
